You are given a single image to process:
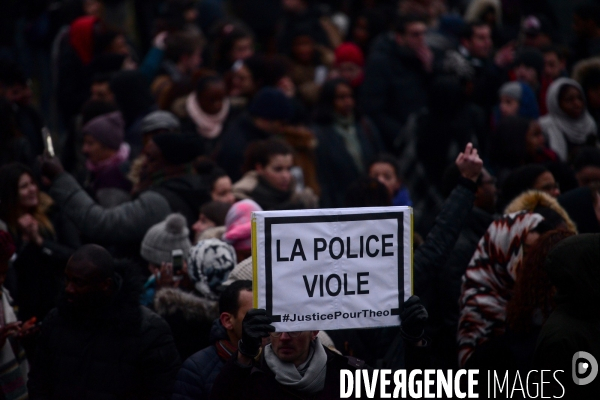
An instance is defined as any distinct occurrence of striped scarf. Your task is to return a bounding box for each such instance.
[215,339,237,361]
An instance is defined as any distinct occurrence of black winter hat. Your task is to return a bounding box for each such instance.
[514,48,544,79]
[249,87,294,121]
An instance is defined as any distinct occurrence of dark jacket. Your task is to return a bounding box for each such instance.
[209,347,375,400]
[172,319,231,400]
[534,234,600,399]
[361,34,441,148]
[313,118,382,208]
[427,206,494,369]
[28,266,181,400]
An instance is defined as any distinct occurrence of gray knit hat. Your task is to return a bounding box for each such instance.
[221,256,253,286]
[140,110,181,135]
[141,213,192,265]
[499,81,522,100]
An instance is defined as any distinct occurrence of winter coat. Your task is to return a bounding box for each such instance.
[28,267,181,400]
[209,347,375,400]
[360,34,441,148]
[153,288,218,361]
[533,234,600,399]
[313,118,382,208]
[172,319,231,400]
[48,172,210,246]
[457,191,577,366]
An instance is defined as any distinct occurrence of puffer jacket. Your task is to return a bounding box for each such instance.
[172,319,231,400]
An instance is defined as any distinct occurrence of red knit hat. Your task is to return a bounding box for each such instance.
[335,42,365,67]
[0,231,15,263]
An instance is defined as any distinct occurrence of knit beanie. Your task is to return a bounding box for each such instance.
[188,238,237,299]
[514,48,544,79]
[141,213,192,265]
[249,88,294,121]
[82,111,125,150]
[499,81,522,100]
[223,199,263,251]
[221,256,253,286]
[335,42,365,67]
[140,110,181,135]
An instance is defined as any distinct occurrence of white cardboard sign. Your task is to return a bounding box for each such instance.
[252,207,413,331]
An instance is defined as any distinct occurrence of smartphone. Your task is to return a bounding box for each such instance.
[42,127,55,157]
[172,249,183,274]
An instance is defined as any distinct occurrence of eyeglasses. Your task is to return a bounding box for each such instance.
[269,331,302,338]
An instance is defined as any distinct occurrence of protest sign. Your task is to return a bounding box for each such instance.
[252,207,412,331]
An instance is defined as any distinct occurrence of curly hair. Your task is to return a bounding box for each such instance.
[506,228,575,333]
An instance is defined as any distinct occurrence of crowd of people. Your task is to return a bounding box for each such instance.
[2,0,600,398]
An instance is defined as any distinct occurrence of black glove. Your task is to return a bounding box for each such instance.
[238,308,275,358]
[39,155,64,182]
[400,295,428,341]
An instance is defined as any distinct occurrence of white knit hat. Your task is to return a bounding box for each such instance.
[140,214,192,265]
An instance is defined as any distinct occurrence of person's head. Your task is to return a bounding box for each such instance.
[140,133,202,180]
[140,213,192,270]
[344,177,391,207]
[499,165,559,210]
[574,58,600,111]
[219,280,253,344]
[195,162,236,204]
[81,111,125,164]
[0,231,15,288]
[64,244,116,309]
[270,330,319,367]
[442,164,497,214]
[513,48,544,89]
[139,110,181,146]
[94,28,130,58]
[334,43,365,88]
[459,22,492,59]
[351,8,387,49]
[394,15,428,52]
[212,22,254,70]
[313,79,355,124]
[546,78,588,121]
[90,73,115,103]
[0,60,32,107]
[498,81,540,119]
[291,32,316,64]
[368,155,402,197]
[248,88,293,134]
[164,31,204,75]
[492,116,548,168]
[573,3,600,39]
[192,201,232,241]
[194,75,227,115]
[244,139,294,192]
[282,0,309,14]
[506,228,574,333]
[109,70,155,125]
[573,147,600,187]
[541,46,566,81]
[521,15,554,49]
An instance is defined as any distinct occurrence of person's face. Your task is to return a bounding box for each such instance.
[211,176,235,204]
[83,0,103,17]
[559,85,585,119]
[90,82,115,103]
[283,0,306,13]
[499,94,519,117]
[270,330,318,367]
[18,173,39,209]
[256,154,293,192]
[107,34,129,56]
[338,62,363,86]
[398,22,427,52]
[64,258,111,307]
[543,52,564,80]
[231,38,254,62]
[292,36,315,64]
[198,82,226,115]
[465,25,492,59]
[231,65,255,97]
[525,121,545,156]
[369,162,400,196]
[82,134,115,164]
[183,47,202,75]
[475,169,497,214]
[5,83,32,107]
[333,83,355,117]
[533,171,560,197]
[192,213,216,241]
[352,17,370,46]
[141,140,167,177]
[514,65,538,87]
[576,166,600,187]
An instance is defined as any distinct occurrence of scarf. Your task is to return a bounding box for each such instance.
[215,339,237,361]
[86,143,130,173]
[334,114,364,173]
[264,337,327,394]
[0,289,28,400]
[186,93,230,139]
[541,77,597,161]
[131,163,194,196]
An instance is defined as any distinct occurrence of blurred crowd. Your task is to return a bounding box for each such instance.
[2,0,600,399]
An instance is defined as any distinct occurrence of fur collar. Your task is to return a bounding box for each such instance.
[153,288,219,321]
[504,190,577,233]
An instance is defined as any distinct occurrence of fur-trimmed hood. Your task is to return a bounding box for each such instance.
[504,190,577,233]
[153,288,219,322]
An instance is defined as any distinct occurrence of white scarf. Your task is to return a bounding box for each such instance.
[264,337,327,394]
[186,93,230,139]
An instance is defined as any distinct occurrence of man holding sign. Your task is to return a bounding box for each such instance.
[209,298,427,400]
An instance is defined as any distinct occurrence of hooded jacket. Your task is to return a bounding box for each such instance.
[534,234,600,398]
